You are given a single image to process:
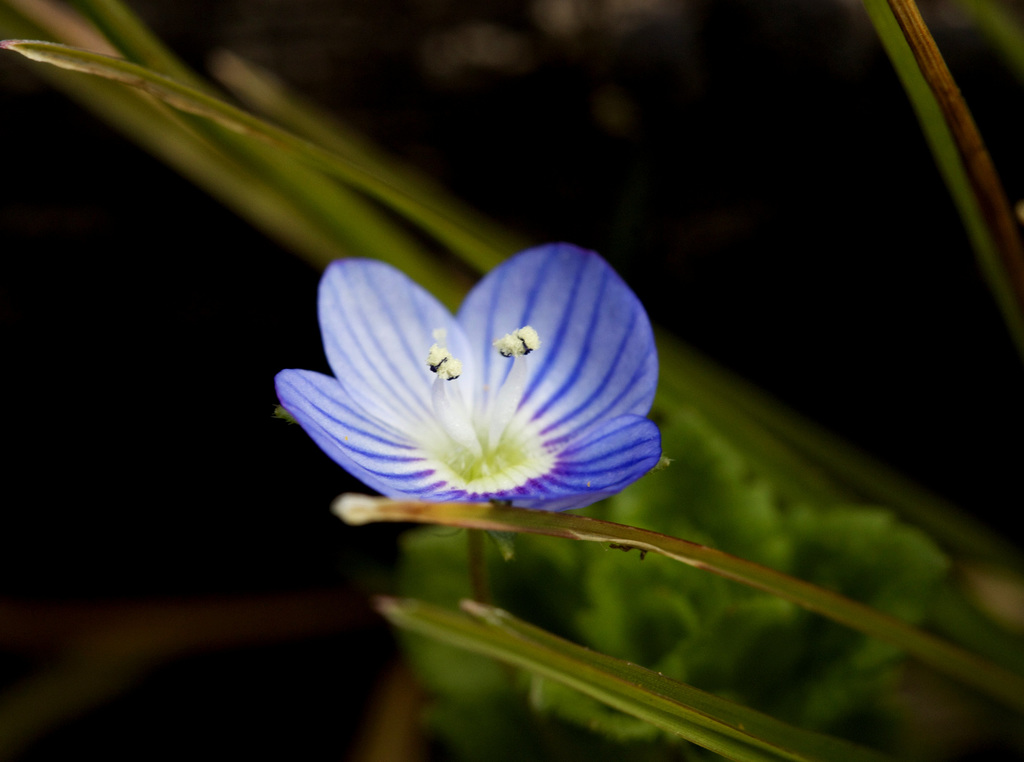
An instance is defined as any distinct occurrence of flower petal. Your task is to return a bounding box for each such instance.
[510,414,662,511]
[276,369,460,499]
[317,259,475,432]
[456,243,657,441]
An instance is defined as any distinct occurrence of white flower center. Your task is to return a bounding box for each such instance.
[422,325,551,493]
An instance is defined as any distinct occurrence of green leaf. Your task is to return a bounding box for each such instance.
[380,596,895,762]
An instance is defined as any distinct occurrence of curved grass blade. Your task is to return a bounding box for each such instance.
[207,49,527,272]
[378,596,894,762]
[5,19,1017,573]
[13,3,460,305]
[861,0,1024,362]
[656,331,1024,575]
[957,0,1024,88]
[0,5,396,273]
[337,494,1024,716]
[75,0,523,271]
[69,0,206,90]
[0,39,510,273]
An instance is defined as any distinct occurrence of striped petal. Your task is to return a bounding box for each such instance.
[318,259,475,432]
[505,415,662,511]
[275,369,461,500]
[456,243,658,443]
[279,245,661,512]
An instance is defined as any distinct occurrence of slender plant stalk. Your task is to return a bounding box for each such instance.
[335,494,1024,715]
[886,0,1024,291]
[0,40,510,272]
[466,529,491,604]
[864,0,1024,359]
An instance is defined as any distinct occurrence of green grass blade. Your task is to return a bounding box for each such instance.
[958,0,1024,87]
[379,597,894,762]
[69,0,206,89]
[72,0,522,274]
[0,6,391,272]
[0,39,510,272]
[337,495,1024,715]
[22,3,457,304]
[861,0,1024,362]
[208,49,527,272]
[656,331,1024,574]
[465,602,898,762]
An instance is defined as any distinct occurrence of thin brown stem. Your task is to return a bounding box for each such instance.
[886,0,1024,323]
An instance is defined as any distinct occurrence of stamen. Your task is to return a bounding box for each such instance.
[426,336,478,453]
[488,326,540,448]
[427,343,463,380]
[488,354,528,448]
[493,326,540,357]
[432,374,480,455]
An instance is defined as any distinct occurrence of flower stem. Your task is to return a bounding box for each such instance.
[862,0,1024,360]
[466,529,491,604]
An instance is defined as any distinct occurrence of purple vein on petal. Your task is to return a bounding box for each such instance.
[364,267,435,417]
[353,265,435,421]
[493,249,560,396]
[540,366,650,450]
[513,246,560,331]
[322,269,420,424]
[560,416,657,458]
[358,466,437,481]
[518,256,588,409]
[527,266,610,421]
[276,371,417,453]
[537,306,643,438]
[326,265,429,426]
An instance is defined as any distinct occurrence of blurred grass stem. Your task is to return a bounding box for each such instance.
[336,494,1024,715]
[467,529,492,604]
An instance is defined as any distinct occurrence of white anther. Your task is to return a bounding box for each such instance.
[493,325,541,357]
[427,343,463,380]
[487,326,540,447]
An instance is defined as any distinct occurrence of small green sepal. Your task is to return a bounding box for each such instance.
[273,404,297,424]
[650,455,673,473]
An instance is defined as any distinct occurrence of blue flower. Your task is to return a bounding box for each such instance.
[275,243,661,511]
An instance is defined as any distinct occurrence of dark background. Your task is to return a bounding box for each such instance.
[1,0,1023,758]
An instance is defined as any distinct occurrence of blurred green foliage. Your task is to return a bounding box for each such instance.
[398,405,948,759]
